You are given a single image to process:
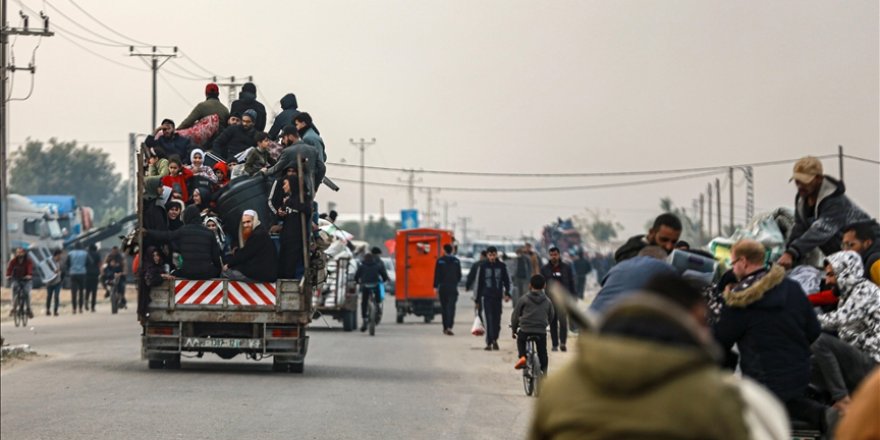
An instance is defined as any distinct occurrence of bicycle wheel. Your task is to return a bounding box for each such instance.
[522,346,536,396]
[111,284,119,314]
[530,352,542,397]
[13,294,22,327]
[368,299,377,336]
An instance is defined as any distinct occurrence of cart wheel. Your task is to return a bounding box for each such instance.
[396,307,405,324]
[424,314,433,324]
[342,310,355,332]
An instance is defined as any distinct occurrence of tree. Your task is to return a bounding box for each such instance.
[573,209,624,244]
[9,138,128,224]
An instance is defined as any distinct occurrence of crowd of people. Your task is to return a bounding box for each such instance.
[136,82,328,323]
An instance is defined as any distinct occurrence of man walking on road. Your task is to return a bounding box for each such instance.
[474,246,511,350]
[66,243,89,314]
[540,247,576,352]
[513,243,538,304]
[433,244,462,335]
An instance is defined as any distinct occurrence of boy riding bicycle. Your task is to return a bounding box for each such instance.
[511,274,555,373]
[354,247,390,332]
[6,247,35,318]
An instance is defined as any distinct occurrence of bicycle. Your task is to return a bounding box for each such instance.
[520,334,543,397]
[110,273,127,314]
[11,278,31,328]
[362,284,382,336]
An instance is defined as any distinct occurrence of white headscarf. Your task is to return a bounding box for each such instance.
[190,148,205,166]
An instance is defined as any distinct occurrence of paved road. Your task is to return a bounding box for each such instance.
[1,296,573,440]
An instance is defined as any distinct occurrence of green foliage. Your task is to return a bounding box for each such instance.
[573,209,624,244]
[9,138,129,223]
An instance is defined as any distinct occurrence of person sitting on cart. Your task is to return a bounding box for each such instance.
[511,274,555,374]
[354,247,390,332]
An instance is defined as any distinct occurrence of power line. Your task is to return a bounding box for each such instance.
[56,33,146,71]
[158,72,195,107]
[331,169,724,193]
[66,0,151,46]
[42,0,128,46]
[325,154,838,178]
[844,154,880,165]
[177,49,215,76]
[167,59,212,80]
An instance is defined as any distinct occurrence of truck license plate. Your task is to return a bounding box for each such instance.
[183,338,261,349]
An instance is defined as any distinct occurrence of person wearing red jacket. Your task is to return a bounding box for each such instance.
[6,247,34,318]
[161,156,194,203]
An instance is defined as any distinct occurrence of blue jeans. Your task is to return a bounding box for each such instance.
[46,283,62,313]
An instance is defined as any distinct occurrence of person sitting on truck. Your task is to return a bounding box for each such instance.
[293,112,326,161]
[6,247,35,318]
[841,221,880,286]
[144,205,222,281]
[186,148,217,183]
[203,216,231,261]
[166,199,185,231]
[144,118,193,164]
[147,146,170,178]
[178,82,229,132]
[244,132,275,176]
[354,248,390,332]
[161,156,194,203]
[223,210,278,283]
[212,109,258,165]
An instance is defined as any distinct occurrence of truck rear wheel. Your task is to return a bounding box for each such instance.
[148,360,164,370]
[342,310,356,331]
[396,307,405,324]
[290,362,304,374]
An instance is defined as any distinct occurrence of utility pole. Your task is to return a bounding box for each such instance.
[743,166,754,223]
[443,201,456,230]
[729,167,734,234]
[129,46,177,130]
[399,168,419,210]
[1,4,53,284]
[707,184,713,238]
[838,145,844,182]
[424,187,434,227]
[349,137,376,239]
[215,75,253,106]
[459,217,471,244]
[699,194,705,242]
[715,178,722,237]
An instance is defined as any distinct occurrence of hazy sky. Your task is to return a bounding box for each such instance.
[6,0,879,242]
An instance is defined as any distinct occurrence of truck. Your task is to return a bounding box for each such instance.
[25,195,94,244]
[140,153,315,373]
[394,228,455,323]
[4,194,65,251]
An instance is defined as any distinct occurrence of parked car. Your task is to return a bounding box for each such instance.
[459,257,475,287]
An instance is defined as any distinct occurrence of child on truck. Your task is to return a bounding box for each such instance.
[511,274,555,374]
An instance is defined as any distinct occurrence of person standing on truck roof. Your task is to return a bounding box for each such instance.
[268,93,301,140]
[66,243,88,315]
[474,246,511,351]
[85,244,101,313]
[777,156,878,270]
[355,248,390,332]
[229,82,267,132]
[614,213,683,263]
[223,210,278,283]
[293,112,326,162]
[144,118,193,164]
[178,83,230,132]
[144,205,222,281]
[263,125,326,196]
[434,244,462,336]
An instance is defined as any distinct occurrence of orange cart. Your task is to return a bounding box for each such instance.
[394,228,454,323]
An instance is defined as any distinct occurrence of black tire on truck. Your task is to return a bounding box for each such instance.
[215,175,274,238]
[165,355,181,369]
[148,360,164,370]
[396,306,405,324]
[342,310,355,332]
[290,362,304,374]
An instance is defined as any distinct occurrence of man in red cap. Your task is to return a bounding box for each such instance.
[177,82,230,131]
[777,156,878,269]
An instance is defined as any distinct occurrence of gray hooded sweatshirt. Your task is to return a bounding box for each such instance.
[511,290,556,334]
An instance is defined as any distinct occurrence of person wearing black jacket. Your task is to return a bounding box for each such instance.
[474,246,511,350]
[139,177,170,322]
[145,205,222,281]
[433,244,462,335]
[614,213,682,263]
[224,210,278,283]
[211,110,258,163]
[268,93,301,140]
[354,249,390,332]
[85,244,101,312]
[276,175,310,279]
[713,239,829,433]
[230,82,267,132]
[540,247,577,352]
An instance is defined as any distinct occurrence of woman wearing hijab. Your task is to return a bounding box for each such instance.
[187,148,218,183]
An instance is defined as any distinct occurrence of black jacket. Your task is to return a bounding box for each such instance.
[146,207,222,280]
[230,91,267,132]
[226,224,278,283]
[267,94,301,140]
[474,260,510,299]
[212,125,257,163]
[265,142,326,196]
[433,255,462,288]
[541,261,577,296]
[614,234,647,263]
[86,249,102,278]
[354,255,389,286]
[145,133,192,163]
[713,265,821,401]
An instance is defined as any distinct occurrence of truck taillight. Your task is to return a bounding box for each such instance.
[271,328,299,338]
[147,326,174,336]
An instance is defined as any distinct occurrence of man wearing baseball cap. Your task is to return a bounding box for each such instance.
[777,156,877,269]
[177,82,231,131]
